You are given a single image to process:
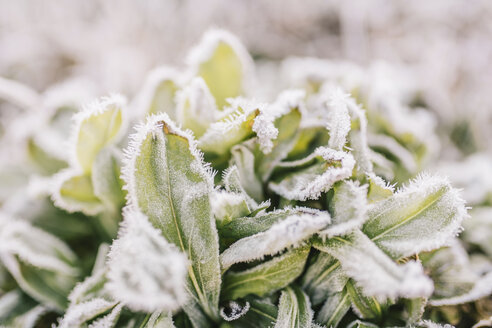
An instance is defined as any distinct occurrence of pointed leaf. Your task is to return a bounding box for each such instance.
[92,146,125,208]
[0,218,79,310]
[346,279,384,320]
[222,246,310,300]
[316,289,351,328]
[122,114,221,320]
[72,95,125,174]
[346,320,379,328]
[362,174,467,259]
[58,298,118,328]
[188,29,253,109]
[220,210,329,270]
[176,77,218,138]
[274,286,313,328]
[230,142,264,202]
[269,148,355,201]
[313,230,433,300]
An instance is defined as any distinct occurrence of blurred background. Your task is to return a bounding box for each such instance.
[1,0,492,164]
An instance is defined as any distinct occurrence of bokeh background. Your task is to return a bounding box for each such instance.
[1,0,492,197]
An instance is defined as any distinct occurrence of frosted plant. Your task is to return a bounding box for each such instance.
[0,29,488,328]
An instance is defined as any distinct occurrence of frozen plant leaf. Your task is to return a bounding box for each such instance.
[274,286,313,328]
[188,29,253,109]
[362,174,467,259]
[229,296,278,328]
[92,146,125,209]
[324,87,351,151]
[346,320,379,328]
[0,217,79,310]
[302,252,348,306]
[230,142,264,202]
[107,211,188,312]
[222,246,310,300]
[321,180,368,238]
[218,207,323,244]
[368,134,418,175]
[345,279,383,320]
[405,297,427,325]
[0,289,47,328]
[314,230,433,300]
[199,99,274,158]
[176,77,218,138]
[269,147,355,201]
[211,190,251,226]
[87,303,123,328]
[366,173,394,203]
[142,311,176,328]
[316,289,351,328]
[222,165,260,209]
[54,170,104,215]
[72,95,126,174]
[134,66,182,117]
[122,113,221,320]
[220,209,330,270]
[58,298,118,328]
[255,91,303,181]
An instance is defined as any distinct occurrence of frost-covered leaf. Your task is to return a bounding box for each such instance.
[53,170,104,215]
[220,210,329,270]
[0,290,47,328]
[302,252,348,306]
[122,113,221,320]
[87,303,123,328]
[324,87,351,151]
[230,142,264,202]
[72,95,126,174]
[420,242,476,303]
[134,66,182,117]
[274,286,313,328]
[188,29,253,109]
[211,190,251,227]
[416,320,454,328]
[227,296,278,328]
[142,311,176,328]
[314,230,433,300]
[58,298,118,328]
[68,268,109,306]
[321,180,368,237]
[368,134,418,175]
[176,77,218,138]
[362,174,467,259]
[199,99,274,158]
[316,289,351,328]
[366,173,394,203]
[346,320,379,328]
[222,165,261,210]
[222,246,310,300]
[346,279,384,320]
[269,147,355,201]
[255,91,303,181]
[405,297,427,325]
[218,207,324,245]
[0,217,79,310]
[107,211,188,312]
[92,146,125,209]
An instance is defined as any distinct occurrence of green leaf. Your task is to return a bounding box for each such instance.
[362,174,467,259]
[302,252,348,306]
[230,141,264,202]
[313,230,433,300]
[230,296,278,328]
[54,171,104,215]
[269,148,355,201]
[92,146,125,209]
[321,180,368,238]
[189,30,252,109]
[346,320,379,328]
[220,210,329,271]
[58,298,118,328]
[346,279,383,320]
[222,246,310,300]
[316,289,351,328]
[73,95,125,174]
[136,67,181,117]
[176,77,218,138]
[0,289,47,328]
[274,286,313,328]
[0,219,79,311]
[122,114,221,320]
[255,92,303,181]
[366,173,394,203]
[198,103,260,157]
[143,311,176,328]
